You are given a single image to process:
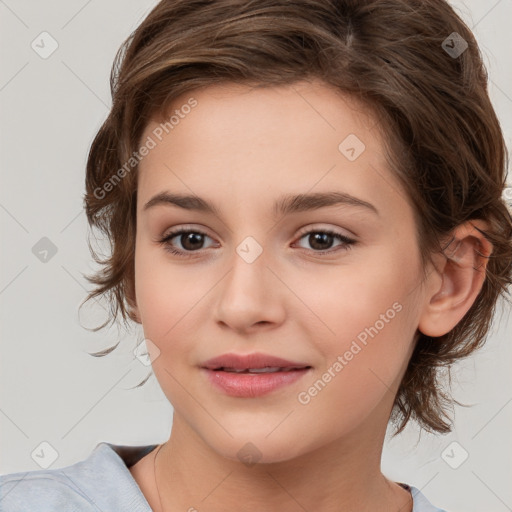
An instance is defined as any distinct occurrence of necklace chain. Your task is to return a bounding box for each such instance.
[153,444,165,512]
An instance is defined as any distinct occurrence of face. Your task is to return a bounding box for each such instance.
[133,80,433,463]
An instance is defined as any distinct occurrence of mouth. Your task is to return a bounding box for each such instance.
[200,352,312,397]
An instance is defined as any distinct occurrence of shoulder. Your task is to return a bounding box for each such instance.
[0,466,99,512]
[403,484,450,512]
[0,442,156,512]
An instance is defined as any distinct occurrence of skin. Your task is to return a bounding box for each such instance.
[127,79,492,512]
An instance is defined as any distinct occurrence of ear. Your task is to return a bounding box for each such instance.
[417,219,493,337]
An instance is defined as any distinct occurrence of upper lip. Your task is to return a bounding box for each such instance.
[201,352,311,371]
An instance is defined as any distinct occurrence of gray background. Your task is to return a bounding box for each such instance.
[0,1,511,511]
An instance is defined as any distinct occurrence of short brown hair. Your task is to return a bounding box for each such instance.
[82,0,512,435]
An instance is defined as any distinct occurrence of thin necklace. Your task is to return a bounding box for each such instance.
[153,444,165,512]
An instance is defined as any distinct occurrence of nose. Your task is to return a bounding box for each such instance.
[213,239,286,335]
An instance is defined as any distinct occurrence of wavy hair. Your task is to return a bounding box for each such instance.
[82,0,512,435]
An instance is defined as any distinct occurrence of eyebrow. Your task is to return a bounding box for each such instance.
[143,191,379,217]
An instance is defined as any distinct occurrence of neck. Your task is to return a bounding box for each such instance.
[152,414,412,512]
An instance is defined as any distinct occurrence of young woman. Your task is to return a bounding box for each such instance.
[2,1,511,511]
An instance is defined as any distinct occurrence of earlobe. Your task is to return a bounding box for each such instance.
[418,220,493,337]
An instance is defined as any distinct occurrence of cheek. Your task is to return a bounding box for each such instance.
[295,246,419,343]
[134,249,203,405]
[293,245,421,392]
[293,292,416,440]
[134,244,208,338]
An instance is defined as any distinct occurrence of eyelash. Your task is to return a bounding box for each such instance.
[157,227,356,258]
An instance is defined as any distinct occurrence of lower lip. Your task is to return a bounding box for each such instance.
[202,368,310,398]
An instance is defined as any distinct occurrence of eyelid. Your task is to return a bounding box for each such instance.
[158,223,215,240]
[295,223,356,240]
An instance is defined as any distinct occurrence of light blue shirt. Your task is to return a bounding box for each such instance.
[0,442,448,511]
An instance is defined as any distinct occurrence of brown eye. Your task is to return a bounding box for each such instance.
[158,229,216,257]
[175,232,206,251]
[295,229,356,254]
[307,232,335,251]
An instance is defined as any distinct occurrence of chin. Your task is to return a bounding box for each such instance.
[200,429,314,466]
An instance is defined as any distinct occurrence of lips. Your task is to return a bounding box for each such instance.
[200,352,312,397]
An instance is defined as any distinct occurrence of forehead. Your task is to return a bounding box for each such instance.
[141,79,381,155]
[136,80,410,222]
